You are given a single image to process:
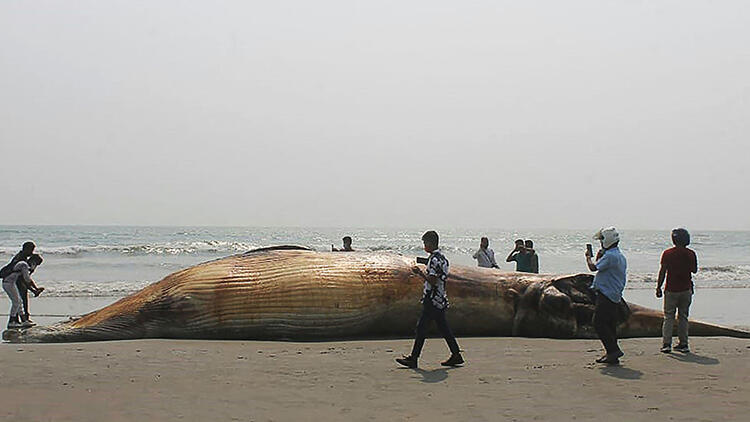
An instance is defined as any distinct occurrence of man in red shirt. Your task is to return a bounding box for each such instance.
[656,228,698,353]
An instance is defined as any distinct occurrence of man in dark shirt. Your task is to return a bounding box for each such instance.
[332,236,354,252]
[656,228,698,353]
[525,240,539,274]
[506,239,532,272]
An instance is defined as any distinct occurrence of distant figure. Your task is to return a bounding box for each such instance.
[2,253,45,329]
[332,236,354,252]
[0,241,42,321]
[656,228,698,354]
[585,227,627,365]
[472,237,499,269]
[506,239,532,272]
[396,231,463,369]
[525,240,539,274]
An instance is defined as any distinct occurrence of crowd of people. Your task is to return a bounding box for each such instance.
[3,228,699,369]
[394,227,698,368]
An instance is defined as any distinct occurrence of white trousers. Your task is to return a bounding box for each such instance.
[2,281,23,318]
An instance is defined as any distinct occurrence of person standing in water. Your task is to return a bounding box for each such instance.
[332,236,354,252]
[525,240,539,273]
[472,237,499,268]
[656,228,698,354]
[506,239,532,272]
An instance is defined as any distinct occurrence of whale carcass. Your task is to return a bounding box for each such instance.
[4,246,749,343]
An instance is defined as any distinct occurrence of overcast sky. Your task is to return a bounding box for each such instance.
[1,1,748,230]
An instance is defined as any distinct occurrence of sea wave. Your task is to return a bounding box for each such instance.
[626,265,750,285]
[0,241,262,257]
[35,280,153,297]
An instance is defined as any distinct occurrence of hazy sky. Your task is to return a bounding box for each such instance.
[1,1,748,230]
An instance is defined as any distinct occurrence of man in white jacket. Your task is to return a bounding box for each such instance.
[472,237,499,269]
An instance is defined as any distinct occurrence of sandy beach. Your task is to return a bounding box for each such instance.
[2,336,748,421]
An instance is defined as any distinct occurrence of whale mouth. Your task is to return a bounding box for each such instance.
[511,273,629,339]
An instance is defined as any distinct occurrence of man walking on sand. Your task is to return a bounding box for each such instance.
[656,228,698,354]
[396,231,464,369]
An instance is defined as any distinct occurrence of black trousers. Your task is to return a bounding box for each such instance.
[410,301,461,358]
[15,279,29,316]
[593,293,621,355]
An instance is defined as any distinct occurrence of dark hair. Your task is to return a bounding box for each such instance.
[515,239,524,245]
[422,231,439,247]
[342,236,352,243]
[22,241,36,253]
[480,237,488,242]
[28,254,43,266]
[524,240,534,248]
[671,228,690,247]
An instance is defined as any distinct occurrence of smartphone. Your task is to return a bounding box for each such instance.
[416,257,429,265]
[586,243,593,257]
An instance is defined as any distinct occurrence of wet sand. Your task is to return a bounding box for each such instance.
[1,337,748,421]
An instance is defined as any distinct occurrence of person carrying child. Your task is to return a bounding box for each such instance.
[2,253,45,329]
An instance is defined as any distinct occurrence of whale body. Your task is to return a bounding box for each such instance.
[4,246,749,343]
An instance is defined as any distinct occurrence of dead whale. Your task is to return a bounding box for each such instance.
[4,246,749,343]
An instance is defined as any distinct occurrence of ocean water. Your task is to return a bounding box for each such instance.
[1,226,749,298]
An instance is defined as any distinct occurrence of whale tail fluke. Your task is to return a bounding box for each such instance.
[688,319,750,339]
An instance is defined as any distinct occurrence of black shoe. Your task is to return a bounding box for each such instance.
[396,355,417,368]
[595,355,609,363]
[441,353,464,367]
[674,343,690,353]
[660,344,672,353]
[7,316,22,329]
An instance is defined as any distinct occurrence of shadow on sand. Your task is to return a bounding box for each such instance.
[398,367,457,383]
[667,352,720,365]
[599,365,643,380]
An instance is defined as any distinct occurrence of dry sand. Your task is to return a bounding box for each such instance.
[1,337,748,421]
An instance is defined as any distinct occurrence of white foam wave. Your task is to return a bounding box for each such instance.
[626,265,750,289]
[37,280,152,297]
[0,241,261,257]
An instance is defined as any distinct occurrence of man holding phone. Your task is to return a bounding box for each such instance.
[396,231,464,369]
[585,227,627,364]
[506,239,532,272]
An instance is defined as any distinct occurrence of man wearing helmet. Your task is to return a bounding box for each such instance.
[585,227,627,364]
[656,228,698,354]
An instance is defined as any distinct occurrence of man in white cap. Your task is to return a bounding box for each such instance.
[585,227,627,364]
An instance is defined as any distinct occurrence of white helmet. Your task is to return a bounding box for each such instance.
[594,227,620,249]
